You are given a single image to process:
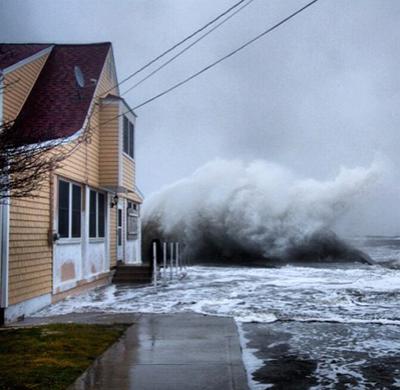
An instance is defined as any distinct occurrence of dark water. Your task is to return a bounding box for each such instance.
[240,237,400,389]
[37,237,400,389]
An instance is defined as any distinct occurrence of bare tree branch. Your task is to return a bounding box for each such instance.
[0,46,96,201]
[0,119,92,201]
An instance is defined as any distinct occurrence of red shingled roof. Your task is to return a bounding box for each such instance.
[0,44,52,69]
[9,43,111,144]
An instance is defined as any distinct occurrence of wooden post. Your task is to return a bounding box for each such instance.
[153,242,157,289]
[169,242,174,280]
[163,242,167,285]
[176,242,180,272]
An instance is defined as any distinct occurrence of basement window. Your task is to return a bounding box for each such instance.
[123,116,135,159]
[89,190,106,239]
[58,179,82,239]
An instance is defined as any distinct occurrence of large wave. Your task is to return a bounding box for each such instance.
[142,159,381,263]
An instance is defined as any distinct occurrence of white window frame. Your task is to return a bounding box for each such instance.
[126,201,139,241]
[89,189,106,241]
[57,178,82,242]
[123,116,135,159]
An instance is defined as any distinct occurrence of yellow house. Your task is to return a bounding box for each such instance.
[0,43,143,323]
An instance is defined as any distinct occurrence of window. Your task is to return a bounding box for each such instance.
[126,201,139,240]
[123,116,135,158]
[89,191,96,237]
[58,180,81,239]
[89,190,106,238]
[117,209,122,246]
[98,193,105,237]
[71,185,81,238]
[58,181,69,238]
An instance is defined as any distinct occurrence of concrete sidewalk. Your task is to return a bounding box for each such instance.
[17,313,249,390]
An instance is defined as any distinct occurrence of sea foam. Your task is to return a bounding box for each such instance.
[142,159,381,262]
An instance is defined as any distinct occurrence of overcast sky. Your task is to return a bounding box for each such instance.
[1,0,399,234]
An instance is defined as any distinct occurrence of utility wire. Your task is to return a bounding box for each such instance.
[103,0,319,124]
[103,0,248,95]
[121,0,256,97]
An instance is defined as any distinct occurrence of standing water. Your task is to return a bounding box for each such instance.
[36,237,400,389]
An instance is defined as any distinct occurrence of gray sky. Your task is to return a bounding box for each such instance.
[1,0,399,234]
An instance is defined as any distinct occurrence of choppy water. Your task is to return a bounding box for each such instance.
[39,262,400,325]
[36,237,400,389]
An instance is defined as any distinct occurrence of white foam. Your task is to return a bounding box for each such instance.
[236,322,268,390]
[143,159,382,260]
[34,262,400,389]
[36,265,400,325]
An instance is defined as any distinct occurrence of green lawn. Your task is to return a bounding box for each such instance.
[0,323,129,390]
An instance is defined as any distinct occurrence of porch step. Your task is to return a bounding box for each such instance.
[112,264,152,284]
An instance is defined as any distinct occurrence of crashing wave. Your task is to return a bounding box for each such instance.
[142,159,380,263]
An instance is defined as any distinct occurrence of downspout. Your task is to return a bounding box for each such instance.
[0,70,9,323]
[0,198,9,318]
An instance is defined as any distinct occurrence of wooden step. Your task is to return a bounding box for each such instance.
[113,264,152,284]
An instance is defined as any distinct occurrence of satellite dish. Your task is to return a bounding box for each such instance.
[74,65,85,88]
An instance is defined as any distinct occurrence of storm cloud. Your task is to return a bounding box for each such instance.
[1,0,399,235]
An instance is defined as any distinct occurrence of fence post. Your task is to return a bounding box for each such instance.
[174,242,177,272]
[175,242,180,273]
[169,242,174,281]
[163,242,167,285]
[181,243,185,271]
[153,242,157,289]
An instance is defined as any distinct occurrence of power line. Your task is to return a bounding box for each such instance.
[121,0,256,97]
[133,0,319,110]
[103,0,248,95]
[105,0,319,123]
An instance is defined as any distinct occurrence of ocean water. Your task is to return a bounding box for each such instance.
[35,237,400,389]
[38,237,400,324]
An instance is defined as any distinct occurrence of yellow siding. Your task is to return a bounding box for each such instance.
[126,192,143,204]
[55,52,116,188]
[3,52,50,122]
[55,108,101,187]
[8,177,52,305]
[4,51,53,306]
[7,49,119,305]
[109,206,117,267]
[99,102,119,187]
[122,154,135,191]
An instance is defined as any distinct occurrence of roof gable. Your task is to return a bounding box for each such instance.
[0,44,52,70]
[10,43,111,143]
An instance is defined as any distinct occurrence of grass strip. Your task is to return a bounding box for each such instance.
[0,323,129,389]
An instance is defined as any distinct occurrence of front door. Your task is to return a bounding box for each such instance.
[117,201,123,261]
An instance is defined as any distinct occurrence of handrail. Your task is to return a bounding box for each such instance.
[152,241,188,290]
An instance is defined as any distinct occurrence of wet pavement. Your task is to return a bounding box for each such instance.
[19,259,400,389]
[241,321,400,389]
[17,312,248,390]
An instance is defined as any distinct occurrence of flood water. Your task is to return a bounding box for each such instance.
[36,237,400,389]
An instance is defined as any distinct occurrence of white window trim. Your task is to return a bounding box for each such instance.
[123,116,135,160]
[57,179,82,243]
[89,189,106,241]
[126,201,139,241]
[123,151,135,162]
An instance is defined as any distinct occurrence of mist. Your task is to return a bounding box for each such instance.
[1,0,399,236]
[143,158,382,263]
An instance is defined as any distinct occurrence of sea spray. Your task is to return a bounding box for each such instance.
[142,159,381,262]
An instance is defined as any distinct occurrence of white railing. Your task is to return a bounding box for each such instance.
[152,241,188,289]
